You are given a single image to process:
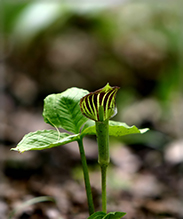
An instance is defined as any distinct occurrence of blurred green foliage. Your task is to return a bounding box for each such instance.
[2,0,183,138]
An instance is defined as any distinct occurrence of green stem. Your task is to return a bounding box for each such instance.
[101,165,107,213]
[77,137,95,215]
[96,119,109,213]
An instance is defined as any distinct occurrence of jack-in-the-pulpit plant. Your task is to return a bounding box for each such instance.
[11,84,149,219]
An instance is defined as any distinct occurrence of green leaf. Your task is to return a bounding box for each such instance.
[103,212,126,219]
[81,120,149,137]
[81,119,95,135]
[43,87,89,134]
[12,2,68,45]
[11,130,79,153]
[87,211,126,219]
[87,211,106,219]
[108,121,149,136]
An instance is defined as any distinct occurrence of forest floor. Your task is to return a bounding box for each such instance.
[1,107,183,219]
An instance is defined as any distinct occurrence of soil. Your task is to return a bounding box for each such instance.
[1,104,183,219]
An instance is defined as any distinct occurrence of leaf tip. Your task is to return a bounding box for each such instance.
[10,147,24,153]
[140,128,149,134]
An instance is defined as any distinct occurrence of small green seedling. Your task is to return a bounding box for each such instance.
[8,196,55,219]
[11,84,149,219]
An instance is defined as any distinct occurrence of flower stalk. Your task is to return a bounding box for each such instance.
[96,119,109,167]
[96,119,109,213]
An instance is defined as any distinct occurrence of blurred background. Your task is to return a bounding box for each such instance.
[1,1,183,218]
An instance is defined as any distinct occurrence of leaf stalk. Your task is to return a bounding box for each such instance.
[77,137,95,215]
